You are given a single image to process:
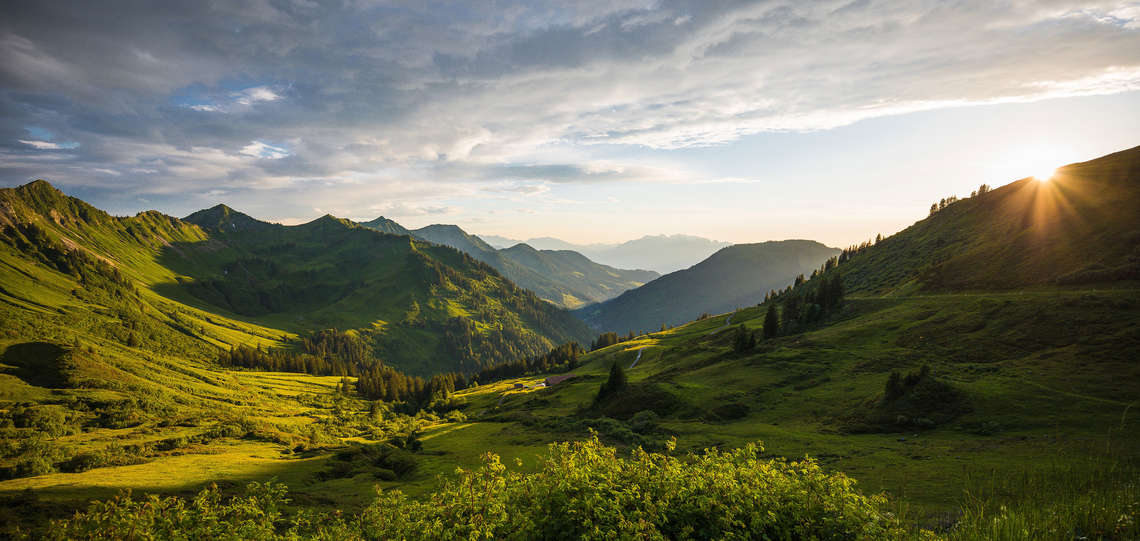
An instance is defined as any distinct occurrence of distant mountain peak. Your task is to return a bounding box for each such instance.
[183,204,274,233]
[357,216,412,236]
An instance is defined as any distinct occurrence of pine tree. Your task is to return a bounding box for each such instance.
[763,304,779,339]
[732,325,751,353]
[884,371,904,401]
[595,361,628,403]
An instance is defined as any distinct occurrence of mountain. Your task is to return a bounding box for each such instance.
[508,234,730,274]
[357,220,659,308]
[585,235,733,274]
[357,216,412,236]
[0,180,592,377]
[497,244,659,308]
[576,240,840,333]
[411,224,498,256]
[480,234,524,249]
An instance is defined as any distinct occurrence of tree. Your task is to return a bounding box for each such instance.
[732,325,756,353]
[763,304,779,339]
[595,361,628,403]
[884,371,904,401]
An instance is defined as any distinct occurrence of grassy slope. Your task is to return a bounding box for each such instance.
[444,285,1140,513]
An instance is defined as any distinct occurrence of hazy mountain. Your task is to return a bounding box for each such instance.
[356,221,659,308]
[584,235,733,274]
[480,234,525,249]
[576,240,840,333]
[479,234,731,274]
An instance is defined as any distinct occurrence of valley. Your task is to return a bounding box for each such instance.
[0,145,1138,539]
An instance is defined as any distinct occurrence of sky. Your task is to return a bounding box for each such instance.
[2,1,1139,248]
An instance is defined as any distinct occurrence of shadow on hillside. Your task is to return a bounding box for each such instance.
[1,342,68,388]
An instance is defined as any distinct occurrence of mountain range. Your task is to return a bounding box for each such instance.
[0,184,591,376]
[482,234,731,274]
[356,220,659,309]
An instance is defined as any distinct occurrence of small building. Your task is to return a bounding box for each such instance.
[544,374,576,387]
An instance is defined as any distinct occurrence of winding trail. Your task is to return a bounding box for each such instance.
[629,348,644,369]
[706,312,735,336]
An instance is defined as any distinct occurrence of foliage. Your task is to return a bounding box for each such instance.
[46,437,915,540]
[473,341,583,383]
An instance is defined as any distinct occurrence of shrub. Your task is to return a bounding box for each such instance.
[50,437,914,539]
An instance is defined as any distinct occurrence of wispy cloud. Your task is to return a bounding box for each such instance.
[240,141,290,160]
[1,0,1138,221]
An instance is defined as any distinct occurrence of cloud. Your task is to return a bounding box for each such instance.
[240,141,290,160]
[1,0,1139,216]
[234,86,281,106]
[367,201,462,217]
[19,140,64,150]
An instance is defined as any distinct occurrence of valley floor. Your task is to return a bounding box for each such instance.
[4,286,1138,535]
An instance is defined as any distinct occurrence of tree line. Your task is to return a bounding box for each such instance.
[929,183,991,215]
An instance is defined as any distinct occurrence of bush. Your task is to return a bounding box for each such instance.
[49,437,915,540]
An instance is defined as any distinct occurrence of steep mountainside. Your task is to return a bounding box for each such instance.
[834,145,1140,295]
[357,220,658,308]
[577,240,840,333]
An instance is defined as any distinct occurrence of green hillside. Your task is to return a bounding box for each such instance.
[357,219,659,308]
[834,144,1140,295]
[576,240,840,333]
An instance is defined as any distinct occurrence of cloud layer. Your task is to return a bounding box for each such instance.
[2,0,1139,220]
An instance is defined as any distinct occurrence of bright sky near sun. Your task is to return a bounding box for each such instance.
[2,1,1140,248]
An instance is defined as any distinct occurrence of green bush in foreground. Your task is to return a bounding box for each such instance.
[45,436,912,540]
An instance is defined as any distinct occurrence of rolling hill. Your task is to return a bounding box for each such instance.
[576,240,840,333]
[356,220,659,309]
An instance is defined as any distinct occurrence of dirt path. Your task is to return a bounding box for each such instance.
[629,348,644,369]
[706,312,734,336]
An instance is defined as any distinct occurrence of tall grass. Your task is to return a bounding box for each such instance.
[945,454,1138,540]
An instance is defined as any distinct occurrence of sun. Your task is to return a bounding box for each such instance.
[1033,167,1056,182]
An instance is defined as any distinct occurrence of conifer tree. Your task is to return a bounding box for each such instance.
[595,361,628,403]
[763,304,779,339]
